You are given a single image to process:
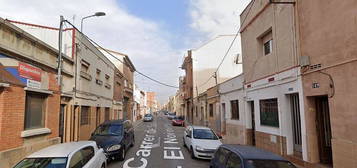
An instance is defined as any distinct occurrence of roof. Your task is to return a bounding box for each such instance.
[191,126,211,130]
[221,144,287,161]
[27,141,96,158]
[101,119,125,125]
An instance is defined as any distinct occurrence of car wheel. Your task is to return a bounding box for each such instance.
[190,147,196,159]
[118,147,126,161]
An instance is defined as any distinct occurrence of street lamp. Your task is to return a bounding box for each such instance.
[80,12,106,32]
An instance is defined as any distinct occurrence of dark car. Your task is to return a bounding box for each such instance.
[210,144,297,168]
[172,116,185,126]
[90,120,135,161]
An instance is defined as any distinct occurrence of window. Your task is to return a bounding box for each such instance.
[25,92,46,130]
[81,106,90,125]
[215,147,231,164]
[260,98,279,127]
[209,103,214,117]
[264,40,272,55]
[105,107,110,121]
[80,60,90,72]
[260,30,273,56]
[226,153,242,168]
[69,151,83,168]
[81,146,94,166]
[195,106,198,117]
[230,100,239,120]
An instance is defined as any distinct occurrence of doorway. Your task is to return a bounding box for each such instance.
[290,94,302,157]
[221,103,226,134]
[248,101,256,146]
[59,104,65,142]
[96,107,101,126]
[316,96,332,164]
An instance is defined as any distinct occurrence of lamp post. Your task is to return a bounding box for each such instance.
[80,12,106,32]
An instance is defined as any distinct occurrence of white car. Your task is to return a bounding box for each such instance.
[14,141,107,168]
[183,126,222,159]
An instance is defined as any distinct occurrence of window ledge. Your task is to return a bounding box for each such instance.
[21,128,51,138]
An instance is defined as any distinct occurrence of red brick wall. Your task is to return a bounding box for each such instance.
[0,86,25,151]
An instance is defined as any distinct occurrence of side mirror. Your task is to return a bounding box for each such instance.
[219,135,223,139]
[186,134,191,138]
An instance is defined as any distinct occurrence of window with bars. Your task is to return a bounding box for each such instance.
[260,98,279,127]
[230,100,239,120]
[81,106,90,125]
[25,92,46,130]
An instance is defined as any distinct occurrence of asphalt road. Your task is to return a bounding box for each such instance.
[108,113,210,168]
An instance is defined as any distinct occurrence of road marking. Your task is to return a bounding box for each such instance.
[164,146,180,150]
[177,166,182,168]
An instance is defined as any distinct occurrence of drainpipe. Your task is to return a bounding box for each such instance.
[57,16,64,88]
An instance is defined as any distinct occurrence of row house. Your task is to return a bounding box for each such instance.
[0,18,72,167]
[181,35,243,126]
[0,18,137,167]
[146,92,158,113]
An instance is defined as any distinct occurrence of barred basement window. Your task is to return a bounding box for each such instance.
[209,103,214,117]
[230,100,239,120]
[81,106,90,125]
[25,92,46,130]
[260,98,279,127]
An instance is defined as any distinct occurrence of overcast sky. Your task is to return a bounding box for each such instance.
[0,0,251,103]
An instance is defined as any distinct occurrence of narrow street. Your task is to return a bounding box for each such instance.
[108,113,210,168]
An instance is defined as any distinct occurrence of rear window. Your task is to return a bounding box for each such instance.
[245,159,297,168]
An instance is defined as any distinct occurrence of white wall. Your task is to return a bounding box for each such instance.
[192,35,242,97]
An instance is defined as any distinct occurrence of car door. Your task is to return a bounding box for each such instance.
[211,147,231,168]
[225,152,242,168]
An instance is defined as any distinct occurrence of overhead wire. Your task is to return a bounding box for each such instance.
[63,20,179,88]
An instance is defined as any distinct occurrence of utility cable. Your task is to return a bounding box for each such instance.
[63,20,179,88]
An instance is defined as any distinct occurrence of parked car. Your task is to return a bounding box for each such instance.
[13,141,106,168]
[167,113,176,120]
[172,116,185,126]
[90,120,135,161]
[210,144,297,168]
[143,113,153,122]
[183,126,222,159]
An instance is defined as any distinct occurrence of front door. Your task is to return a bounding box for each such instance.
[59,104,65,142]
[290,94,302,157]
[222,103,226,134]
[249,101,256,146]
[96,107,101,126]
[316,96,332,164]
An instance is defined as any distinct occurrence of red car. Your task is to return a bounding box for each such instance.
[172,116,185,126]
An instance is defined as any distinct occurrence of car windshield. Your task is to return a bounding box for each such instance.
[174,116,184,120]
[14,158,67,168]
[145,114,152,117]
[94,124,123,136]
[245,159,297,168]
[193,129,218,140]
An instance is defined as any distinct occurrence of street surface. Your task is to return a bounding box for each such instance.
[108,113,210,168]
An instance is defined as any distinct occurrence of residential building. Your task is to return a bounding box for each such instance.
[196,91,207,126]
[7,20,119,143]
[0,18,74,167]
[219,74,245,144]
[297,0,357,167]
[146,92,157,113]
[181,51,193,124]
[139,90,147,116]
[206,85,220,133]
[240,0,305,165]
[101,49,136,121]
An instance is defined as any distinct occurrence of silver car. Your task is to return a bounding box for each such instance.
[143,113,153,122]
[14,141,107,168]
